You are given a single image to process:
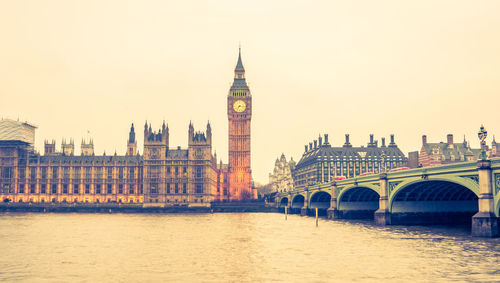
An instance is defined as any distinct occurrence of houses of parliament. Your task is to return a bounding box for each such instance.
[0,50,256,205]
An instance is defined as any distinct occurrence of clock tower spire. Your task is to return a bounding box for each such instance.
[227,48,253,201]
[235,47,245,78]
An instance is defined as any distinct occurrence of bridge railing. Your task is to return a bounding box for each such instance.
[277,160,486,199]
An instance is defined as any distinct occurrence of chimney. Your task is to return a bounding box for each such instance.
[309,143,312,151]
[370,134,374,144]
[381,137,386,147]
[447,134,453,146]
[389,134,396,147]
[305,145,308,152]
[343,134,352,147]
[324,134,329,144]
[318,135,323,146]
[314,140,318,149]
[422,135,427,145]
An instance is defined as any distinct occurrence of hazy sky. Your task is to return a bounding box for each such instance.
[1,0,499,183]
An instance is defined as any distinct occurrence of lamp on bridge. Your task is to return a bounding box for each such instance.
[478,125,488,160]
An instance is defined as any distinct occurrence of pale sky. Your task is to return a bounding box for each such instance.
[1,0,499,183]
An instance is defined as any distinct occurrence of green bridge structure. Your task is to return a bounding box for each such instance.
[274,158,500,237]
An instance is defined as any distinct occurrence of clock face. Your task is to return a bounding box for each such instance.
[233,100,246,112]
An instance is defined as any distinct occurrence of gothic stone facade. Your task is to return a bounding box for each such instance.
[268,154,295,193]
[142,121,218,206]
[0,119,223,206]
[0,51,256,204]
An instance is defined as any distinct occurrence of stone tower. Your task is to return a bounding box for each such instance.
[81,139,94,156]
[227,48,253,201]
[44,140,56,155]
[126,123,137,156]
[143,121,169,204]
[188,121,212,160]
[61,139,74,156]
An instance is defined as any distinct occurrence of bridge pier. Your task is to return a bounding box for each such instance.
[472,160,499,237]
[300,190,309,216]
[300,207,307,216]
[374,173,392,225]
[327,182,341,219]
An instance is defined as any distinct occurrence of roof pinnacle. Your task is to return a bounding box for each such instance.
[235,46,245,72]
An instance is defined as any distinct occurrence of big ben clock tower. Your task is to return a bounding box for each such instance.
[228,48,253,201]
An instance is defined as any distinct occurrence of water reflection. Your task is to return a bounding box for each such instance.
[0,213,498,282]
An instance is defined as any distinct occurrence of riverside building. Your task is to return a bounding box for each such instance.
[268,154,295,193]
[293,134,408,189]
[416,134,499,167]
[0,50,257,205]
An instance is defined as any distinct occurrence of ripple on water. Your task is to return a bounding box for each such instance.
[0,213,498,282]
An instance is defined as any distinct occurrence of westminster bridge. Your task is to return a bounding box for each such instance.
[274,158,500,237]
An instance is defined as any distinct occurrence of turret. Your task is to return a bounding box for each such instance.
[206,121,212,145]
[81,138,94,156]
[188,122,211,147]
[44,139,56,155]
[188,122,212,161]
[188,121,194,141]
[61,138,74,156]
[144,122,168,144]
[143,121,169,159]
[126,123,137,156]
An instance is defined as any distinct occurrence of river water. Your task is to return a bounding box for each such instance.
[0,213,498,282]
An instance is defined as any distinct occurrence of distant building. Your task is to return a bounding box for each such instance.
[489,136,499,159]
[293,134,407,189]
[407,151,420,169]
[268,153,295,193]
[419,134,482,167]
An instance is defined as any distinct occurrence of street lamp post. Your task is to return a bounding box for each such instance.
[478,125,488,160]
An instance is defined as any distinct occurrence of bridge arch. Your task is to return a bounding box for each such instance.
[336,185,379,219]
[497,198,500,217]
[389,176,479,207]
[389,178,479,225]
[309,191,331,209]
[291,194,305,209]
[278,197,289,208]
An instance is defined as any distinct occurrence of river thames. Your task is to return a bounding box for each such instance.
[0,213,498,282]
